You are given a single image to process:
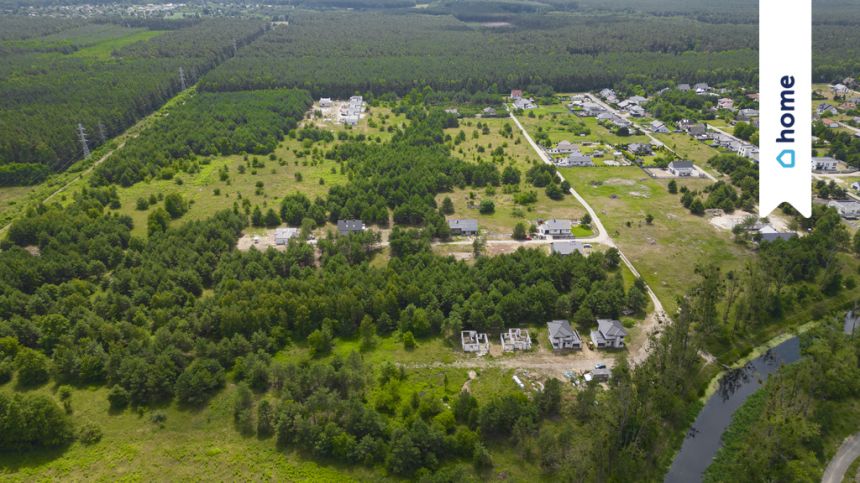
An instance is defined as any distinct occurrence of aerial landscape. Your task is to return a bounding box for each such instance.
[1,0,860,481]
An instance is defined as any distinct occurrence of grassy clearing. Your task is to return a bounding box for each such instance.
[655,133,724,169]
[517,103,651,146]
[110,106,405,237]
[443,117,590,238]
[70,29,165,59]
[557,166,753,314]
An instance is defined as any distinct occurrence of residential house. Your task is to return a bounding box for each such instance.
[844,77,857,89]
[627,143,653,156]
[840,102,857,111]
[818,103,839,116]
[678,83,691,92]
[337,219,365,235]
[482,107,498,117]
[448,219,479,236]
[617,99,631,109]
[551,241,587,256]
[737,143,759,160]
[548,140,578,155]
[628,105,645,117]
[510,89,523,100]
[823,118,840,129]
[500,328,532,352]
[685,123,707,137]
[628,95,647,105]
[737,108,759,122]
[513,97,537,110]
[813,157,839,171]
[556,152,594,167]
[832,83,850,96]
[828,200,860,219]
[694,83,710,94]
[319,97,332,108]
[599,88,616,99]
[547,320,582,350]
[650,120,669,133]
[578,103,605,117]
[590,319,627,349]
[461,330,489,354]
[717,98,735,110]
[613,116,633,128]
[537,219,573,238]
[444,108,460,116]
[274,227,300,245]
[757,225,797,242]
[668,160,695,177]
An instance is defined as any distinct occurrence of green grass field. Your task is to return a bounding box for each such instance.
[110,106,405,237]
[558,166,753,314]
[518,104,651,146]
[443,117,590,238]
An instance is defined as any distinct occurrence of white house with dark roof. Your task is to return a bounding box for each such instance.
[448,219,478,236]
[551,241,587,256]
[828,200,860,219]
[500,328,532,352]
[590,319,627,349]
[628,105,646,117]
[513,97,537,110]
[319,97,333,108]
[275,227,300,245]
[628,143,653,156]
[694,83,710,94]
[547,320,582,350]
[461,330,489,354]
[668,160,694,177]
[556,152,594,167]
[537,219,573,238]
[337,219,365,235]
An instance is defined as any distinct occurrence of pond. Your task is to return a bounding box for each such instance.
[664,336,802,482]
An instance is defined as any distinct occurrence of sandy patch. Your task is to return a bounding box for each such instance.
[604,178,636,186]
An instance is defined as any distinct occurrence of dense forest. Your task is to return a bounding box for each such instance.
[198,12,760,98]
[0,17,267,181]
[90,89,312,187]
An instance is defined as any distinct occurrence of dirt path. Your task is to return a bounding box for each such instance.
[821,432,860,483]
[510,109,671,351]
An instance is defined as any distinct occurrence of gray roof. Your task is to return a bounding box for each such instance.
[551,241,585,255]
[337,219,364,234]
[669,160,694,169]
[678,83,691,90]
[548,320,580,342]
[597,319,627,338]
[275,227,299,239]
[448,218,478,232]
[541,219,573,231]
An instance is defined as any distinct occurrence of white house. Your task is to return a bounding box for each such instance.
[547,320,582,350]
[828,200,860,219]
[537,219,573,238]
[513,97,537,110]
[717,98,735,110]
[500,328,532,352]
[668,160,695,177]
[319,97,333,108]
[590,319,627,349]
[274,227,300,245]
[812,157,839,171]
[832,83,850,96]
[548,140,578,155]
[461,330,490,354]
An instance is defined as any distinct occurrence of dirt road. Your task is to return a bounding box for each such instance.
[821,432,860,483]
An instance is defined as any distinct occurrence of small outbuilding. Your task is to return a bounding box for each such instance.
[275,227,300,245]
[337,219,365,235]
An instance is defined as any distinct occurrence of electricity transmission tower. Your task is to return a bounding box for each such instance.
[77,123,91,158]
[98,123,107,144]
[179,66,187,90]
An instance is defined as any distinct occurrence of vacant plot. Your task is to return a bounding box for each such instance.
[443,116,590,238]
[518,103,652,147]
[558,166,753,314]
[654,132,724,173]
[110,106,405,237]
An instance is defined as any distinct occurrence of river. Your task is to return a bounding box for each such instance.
[664,336,802,482]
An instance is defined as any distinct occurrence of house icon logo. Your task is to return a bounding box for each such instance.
[776,149,795,168]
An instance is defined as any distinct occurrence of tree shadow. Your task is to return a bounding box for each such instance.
[0,443,71,472]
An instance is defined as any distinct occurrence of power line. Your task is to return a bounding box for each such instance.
[179,66,187,90]
[77,123,90,159]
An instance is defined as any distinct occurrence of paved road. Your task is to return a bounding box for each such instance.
[822,432,860,483]
[584,94,718,181]
[509,110,668,321]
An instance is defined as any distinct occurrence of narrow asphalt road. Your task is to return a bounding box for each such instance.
[822,432,860,483]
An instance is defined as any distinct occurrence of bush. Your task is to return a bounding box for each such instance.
[0,361,12,385]
[108,385,130,410]
[0,392,74,449]
[78,422,103,445]
[14,348,50,387]
[174,358,226,405]
[479,200,495,214]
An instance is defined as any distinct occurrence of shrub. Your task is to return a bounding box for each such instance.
[78,422,103,445]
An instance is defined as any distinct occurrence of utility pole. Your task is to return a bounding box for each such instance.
[98,122,107,144]
[77,123,90,158]
[179,66,187,90]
